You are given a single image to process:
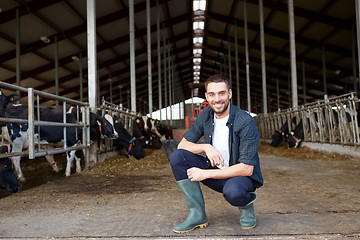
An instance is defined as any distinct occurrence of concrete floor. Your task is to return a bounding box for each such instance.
[0,149,359,240]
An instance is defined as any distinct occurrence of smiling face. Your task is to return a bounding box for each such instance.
[205,82,232,119]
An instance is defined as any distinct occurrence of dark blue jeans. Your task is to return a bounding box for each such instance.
[170,149,255,207]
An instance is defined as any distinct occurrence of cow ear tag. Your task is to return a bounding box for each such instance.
[115,120,118,123]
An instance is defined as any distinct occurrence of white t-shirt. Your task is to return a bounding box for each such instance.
[212,114,230,169]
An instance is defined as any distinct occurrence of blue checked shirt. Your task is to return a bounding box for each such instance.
[184,103,263,188]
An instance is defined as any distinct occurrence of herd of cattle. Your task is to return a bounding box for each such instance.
[270,108,358,148]
[0,89,172,194]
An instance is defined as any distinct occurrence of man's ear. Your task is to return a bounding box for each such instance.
[228,89,232,100]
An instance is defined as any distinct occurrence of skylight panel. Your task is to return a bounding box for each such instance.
[193,37,203,44]
[193,0,206,11]
[193,21,204,30]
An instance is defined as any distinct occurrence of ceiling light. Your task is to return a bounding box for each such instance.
[193,37,203,44]
[193,49,202,55]
[193,0,206,11]
[193,58,201,64]
[71,56,80,62]
[193,21,204,30]
[40,36,50,43]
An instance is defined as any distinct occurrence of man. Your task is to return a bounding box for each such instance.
[170,74,263,233]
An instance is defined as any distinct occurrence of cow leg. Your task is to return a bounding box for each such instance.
[10,140,26,182]
[75,150,82,173]
[44,155,60,173]
[65,150,76,177]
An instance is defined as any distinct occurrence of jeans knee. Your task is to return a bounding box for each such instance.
[170,149,190,181]
[223,188,250,207]
[170,149,185,167]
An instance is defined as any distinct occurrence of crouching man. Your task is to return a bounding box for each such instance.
[170,74,263,233]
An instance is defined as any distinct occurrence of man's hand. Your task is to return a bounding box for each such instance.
[187,167,208,181]
[204,144,224,167]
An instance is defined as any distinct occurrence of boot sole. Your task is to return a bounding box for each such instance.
[241,223,256,229]
[173,222,209,233]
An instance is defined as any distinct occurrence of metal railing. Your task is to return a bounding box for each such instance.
[255,93,360,146]
[99,97,142,134]
[0,82,91,168]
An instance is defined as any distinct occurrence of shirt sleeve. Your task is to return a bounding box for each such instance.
[238,117,260,166]
[183,109,206,143]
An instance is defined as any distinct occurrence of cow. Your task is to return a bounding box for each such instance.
[112,116,145,159]
[270,117,297,147]
[288,119,304,148]
[156,123,173,140]
[5,105,114,181]
[133,117,162,149]
[149,118,171,141]
[0,146,20,193]
[0,89,20,120]
[270,121,289,147]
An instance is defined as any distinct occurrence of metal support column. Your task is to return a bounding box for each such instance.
[356,0,360,89]
[228,41,232,85]
[352,24,358,97]
[129,0,137,112]
[147,0,153,116]
[288,0,298,109]
[234,20,240,107]
[55,36,59,105]
[87,0,97,112]
[302,58,306,104]
[244,0,251,112]
[87,0,98,166]
[16,8,21,97]
[277,78,280,111]
[259,0,267,114]
[79,53,83,102]
[157,0,162,120]
[168,46,172,125]
[322,44,327,98]
[109,77,113,103]
[163,33,168,120]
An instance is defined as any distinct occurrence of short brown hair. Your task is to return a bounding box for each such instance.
[205,74,231,91]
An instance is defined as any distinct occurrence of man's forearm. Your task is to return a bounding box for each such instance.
[177,138,210,154]
[204,163,254,179]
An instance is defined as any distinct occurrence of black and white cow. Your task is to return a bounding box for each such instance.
[0,146,20,193]
[152,119,173,140]
[112,116,145,159]
[270,121,289,147]
[133,116,162,149]
[270,117,298,147]
[5,105,115,181]
[0,89,20,120]
[287,119,304,148]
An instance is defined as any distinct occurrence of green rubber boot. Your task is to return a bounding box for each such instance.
[238,192,257,229]
[173,179,208,233]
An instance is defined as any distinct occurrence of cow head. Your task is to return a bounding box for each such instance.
[90,113,114,140]
[270,130,286,147]
[0,89,21,118]
[103,114,119,139]
[287,131,302,148]
[127,137,146,159]
[150,135,162,149]
[113,116,146,159]
[0,146,20,193]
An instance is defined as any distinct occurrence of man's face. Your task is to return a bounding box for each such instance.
[205,82,232,117]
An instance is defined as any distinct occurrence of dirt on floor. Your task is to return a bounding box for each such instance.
[0,142,359,239]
